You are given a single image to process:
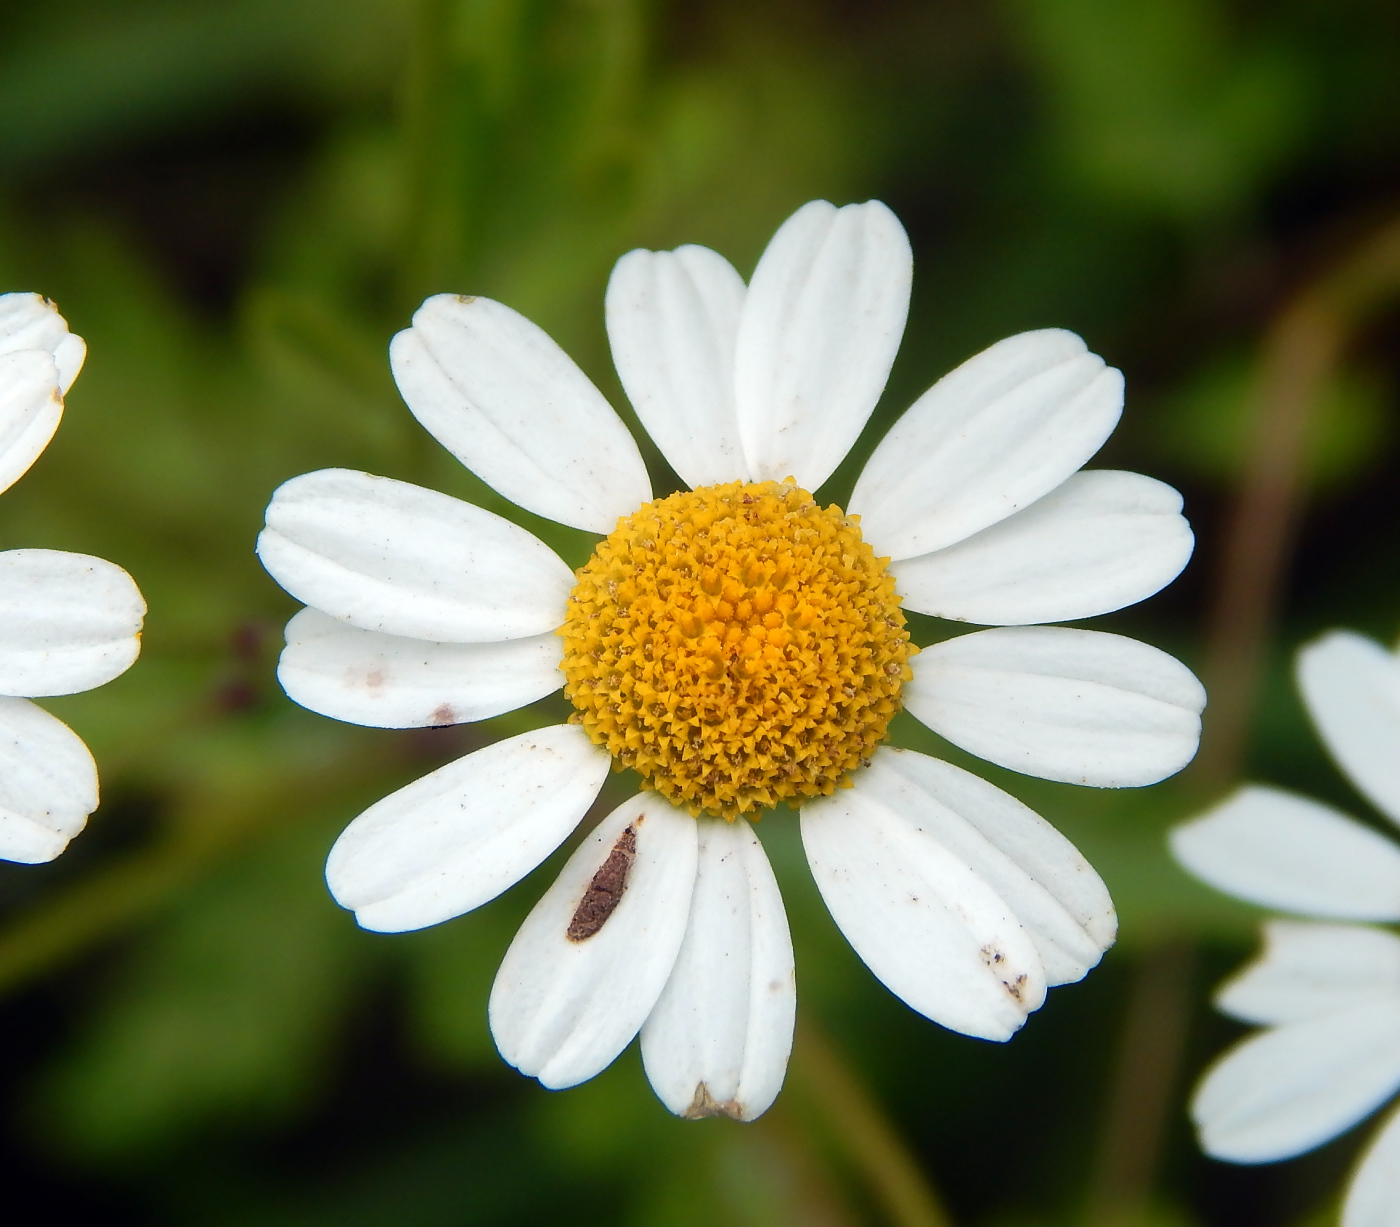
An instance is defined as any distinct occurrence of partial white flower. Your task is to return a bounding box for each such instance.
[1171,630,1400,1225]
[0,294,145,864]
[260,199,1200,1119]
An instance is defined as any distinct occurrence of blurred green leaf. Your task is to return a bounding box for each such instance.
[1009,0,1308,218]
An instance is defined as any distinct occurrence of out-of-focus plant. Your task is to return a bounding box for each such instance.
[0,0,1394,1223]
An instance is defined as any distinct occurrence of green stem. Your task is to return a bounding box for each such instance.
[790,1016,955,1227]
[397,0,456,311]
[1083,211,1400,1227]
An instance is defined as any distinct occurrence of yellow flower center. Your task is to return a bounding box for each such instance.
[559,479,916,819]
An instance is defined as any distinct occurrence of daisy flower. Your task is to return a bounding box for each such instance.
[0,293,146,864]
[1172,632,1400,1226]
[258,200,1203,1120]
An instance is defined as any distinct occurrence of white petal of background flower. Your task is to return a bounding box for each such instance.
[904,626,1204,787]
[801,775,1047,1041]
[277,607,562,729]
[606,244,749,489]
[1298,631,1400,826]
[1192,998,1400,1163]
[735,200,912,491]
[490,793,698,1090]
[849,329,1124,560]
[1216,921,1400,1026]
[326,724,609,933]
[641,816,795,1121]
[1170,785,1400,921]
[258,468,574,643]
[0,696,98,865]
[389,294,651,532]
[892,470,1193,626]
[0,549,145,697]
[0,349,63,497]
[869,748,1116,983]
[1343,1103,1400,1227]
[0,292,86,392]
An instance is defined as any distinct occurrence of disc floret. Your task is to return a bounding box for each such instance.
[559,479,915,819]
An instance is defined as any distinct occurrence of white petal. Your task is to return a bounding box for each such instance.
[1192,999,1400,1162]
[801,779,1047,1041]
[1344,1104,1400,1227]
[489,793,698,1089]
[326,724,609,933]
[868,748,1116,984]
[1216,921,1400,1026]
[1170,786,1400,921]
[640,817,795,1121]
[903,627,1205,788]
[0,292,86,392]
[277,607,561,729]
[0,696,98,864]
[893,470,1193,625]
[0,350,62,496]
[389,294,651,532]
[849,330,1124,559]
[0,549,145,697]
[735,200,911,490]
[257,468,574,643]
[1297,631,1400,827]
[606,245,749,488]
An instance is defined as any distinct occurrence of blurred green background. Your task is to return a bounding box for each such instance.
[0,0,1398,1223]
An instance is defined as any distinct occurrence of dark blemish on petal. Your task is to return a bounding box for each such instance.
[430,703,456,725]
[566,822,640,942]
[455,294,477,304]
[683,1082,744,1120]
[365,669,386,690]
[1004,973,1028,1003]
[980,944,1006,966]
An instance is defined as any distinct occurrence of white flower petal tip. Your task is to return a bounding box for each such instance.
[0,292,86,392]
[1170,786,1400,922]
[0,349,63,497]
[0,696,98,865]
[606,245,749,489]
[904,626,1205,788]
[1215,921,1400,1027]
[641,817,795,1121]
[489,793,699,1090]
[1344,1105,1400,1227]
[277,607,562,729]
[850,330,1125,560]
[880,749,1116,978]
[892,470,1194,626]
[1297,631,1400,827]
[0,550,145,697]
[389,294,651,532]
[326,723,610,933]
[1191,998,1400,1164]
[257,468,574,643]
[735,200,912,491]
[801,762,1056,1041]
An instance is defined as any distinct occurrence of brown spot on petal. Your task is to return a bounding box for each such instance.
[429,703,456,725]
[566,821,640,942]
[683,1082,744,1120]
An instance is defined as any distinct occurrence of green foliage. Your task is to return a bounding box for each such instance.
[0,0,1395,1223]
[1009,0,1308,219]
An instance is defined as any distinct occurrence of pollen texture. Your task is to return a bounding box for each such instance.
[560,480,915,819]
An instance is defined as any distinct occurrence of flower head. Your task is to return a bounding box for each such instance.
[1172,631,1400,1224]
[0,293,146,864]
[259,200,1202,1119]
